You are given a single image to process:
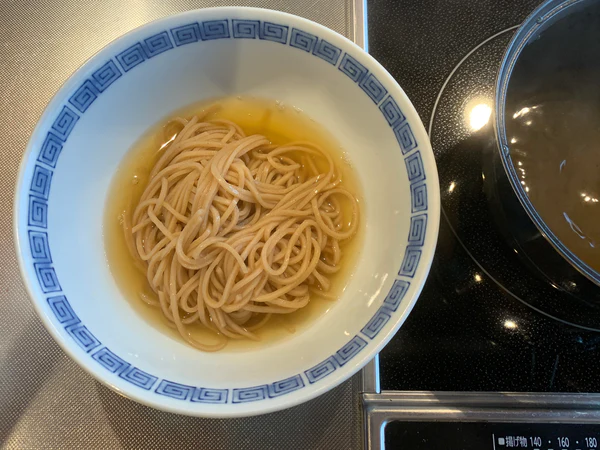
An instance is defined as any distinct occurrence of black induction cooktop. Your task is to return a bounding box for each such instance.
[368,0,600,393]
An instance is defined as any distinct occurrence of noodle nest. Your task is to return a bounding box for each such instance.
[126,112,359,351]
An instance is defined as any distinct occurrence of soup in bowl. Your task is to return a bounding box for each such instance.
[14,7,439,417]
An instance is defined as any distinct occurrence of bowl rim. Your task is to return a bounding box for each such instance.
[13,6,440,417]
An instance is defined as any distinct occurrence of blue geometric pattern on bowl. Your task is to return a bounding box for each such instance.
[259,22,288,44]
[91,60,122,92]
[51,106,79,139]
[30,166,52,200]
[38,133,63,168]
[120,366,158,390]
[232,20,259,39]
[312,39,342,66]
[27,18,429,404]
[171,23,202,45]
[290,28,318,53]
[200,20,230,40]
[191,387,229,404]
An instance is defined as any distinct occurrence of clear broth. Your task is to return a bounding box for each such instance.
[103,96,364,351]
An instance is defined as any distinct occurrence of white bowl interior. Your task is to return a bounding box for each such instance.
[16,8,439,416]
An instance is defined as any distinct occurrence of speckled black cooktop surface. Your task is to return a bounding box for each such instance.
[369,0,600,392]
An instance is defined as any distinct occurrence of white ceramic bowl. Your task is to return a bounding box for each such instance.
[14,7,439,417]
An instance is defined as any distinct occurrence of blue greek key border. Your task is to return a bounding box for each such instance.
[26,18,429,404]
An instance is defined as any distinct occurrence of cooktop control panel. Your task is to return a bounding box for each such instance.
[385,422,600,449]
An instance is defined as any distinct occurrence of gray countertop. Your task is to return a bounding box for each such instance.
[0,1,363,448]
